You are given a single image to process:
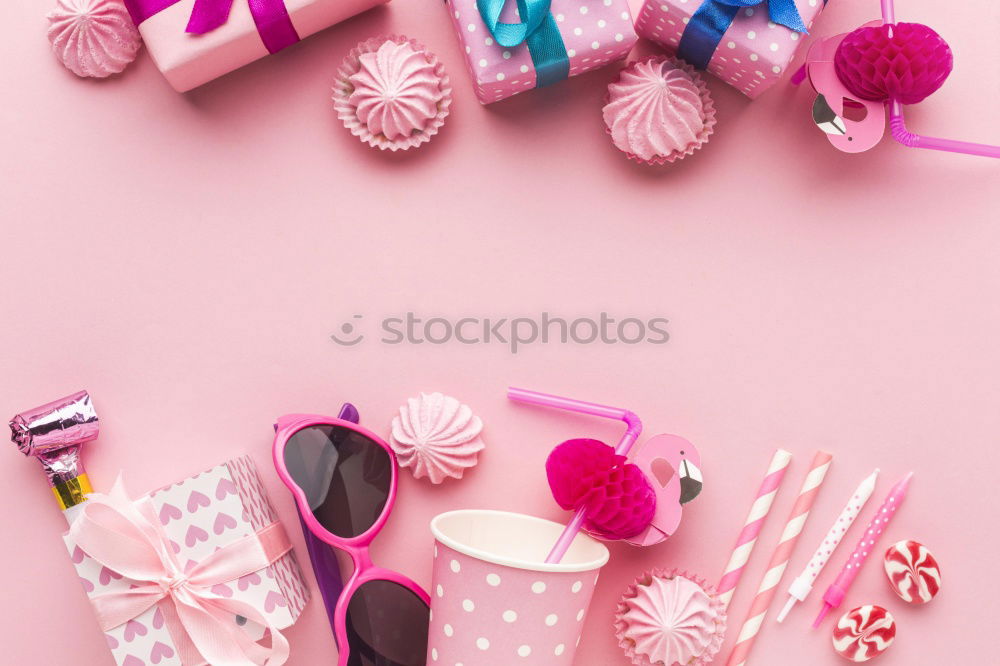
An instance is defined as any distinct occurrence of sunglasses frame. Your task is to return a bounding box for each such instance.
[272,413,431,666]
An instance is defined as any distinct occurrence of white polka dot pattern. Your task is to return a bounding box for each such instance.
[634,0,826,98]
[426,541,601,664]
[446,0,637,104]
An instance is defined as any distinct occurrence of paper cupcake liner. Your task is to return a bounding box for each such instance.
[604,56,717,166]
[614,568,727,666]
[333,35,452,152]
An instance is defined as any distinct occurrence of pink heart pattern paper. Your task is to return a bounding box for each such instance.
[213,511,237,535]
[150,641,175,664]
[63,455,308,666]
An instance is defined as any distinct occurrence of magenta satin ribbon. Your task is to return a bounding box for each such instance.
[68,476,292,666]
[124,0,300,54]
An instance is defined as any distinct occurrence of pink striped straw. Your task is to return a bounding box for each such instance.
[717,449,793,610]
[726,451,833,666]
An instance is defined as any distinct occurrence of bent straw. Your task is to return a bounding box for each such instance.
[879,0,1000,158]
[507,387,642,563]
[717,449,792,611]
[725,451,833,666]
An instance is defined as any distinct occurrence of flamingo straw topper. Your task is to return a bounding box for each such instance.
[507,387,703,563]
[793,0,1000,158]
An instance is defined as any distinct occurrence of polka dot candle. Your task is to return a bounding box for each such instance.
[814,473,914,627]
[445,0,637,104]
[634,0,829,98]
[776,469,880,622]
[427,510,609,664]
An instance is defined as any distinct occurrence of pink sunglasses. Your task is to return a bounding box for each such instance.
[272,404,430,666]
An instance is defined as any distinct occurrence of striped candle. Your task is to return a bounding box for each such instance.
[717,449,793,610]
[726,450,833,666]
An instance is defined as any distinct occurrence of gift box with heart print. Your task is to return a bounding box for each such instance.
[63,456,309,666]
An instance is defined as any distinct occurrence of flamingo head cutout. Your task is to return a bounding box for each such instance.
[625,434,703,547]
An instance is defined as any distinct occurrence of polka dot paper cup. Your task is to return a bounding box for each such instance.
[428,509,610,665]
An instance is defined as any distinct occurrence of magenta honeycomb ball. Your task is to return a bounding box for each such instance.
[834,22,953,105]
[546,438,656,540]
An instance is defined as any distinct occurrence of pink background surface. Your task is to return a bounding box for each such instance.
[2,0,999,664]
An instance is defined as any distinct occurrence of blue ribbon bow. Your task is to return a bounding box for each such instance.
[476,0,570,87]
[677,0,808,71]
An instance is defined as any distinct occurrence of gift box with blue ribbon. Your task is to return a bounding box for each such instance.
[446,0,638,104]
[634,0,828,98]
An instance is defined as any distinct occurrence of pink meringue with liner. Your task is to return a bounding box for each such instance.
[334,36,452,151]
[603,57,716,165]
[615,569,726,666]
[47,0,141,78]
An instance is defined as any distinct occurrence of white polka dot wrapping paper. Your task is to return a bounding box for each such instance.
[634,0,827,98]
[445,0,637,104]
[427,510,610,665]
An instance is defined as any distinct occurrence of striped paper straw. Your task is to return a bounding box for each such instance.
[717,449,793,610]
[726,450,833,666]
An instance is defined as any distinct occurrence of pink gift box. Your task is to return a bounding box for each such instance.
[128,0,388,92]
[634,0,826,98]
[63,456,309,666]
[445,0,638,104]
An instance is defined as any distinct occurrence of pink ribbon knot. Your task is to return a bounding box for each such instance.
[68,476,292,666]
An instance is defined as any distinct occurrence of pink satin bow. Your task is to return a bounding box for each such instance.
[68,476,292,666]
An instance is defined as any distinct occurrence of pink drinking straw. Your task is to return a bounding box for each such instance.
[725,451,833,666]
[507,387,642,563]
[880,0,1000,158]
[716,449,793,610]
[813,472,914,627]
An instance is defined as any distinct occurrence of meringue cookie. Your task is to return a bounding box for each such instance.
[616,570,726,666]
[603,57,715,164]
[47,0,141,78]
[390,392,484,483]
[334,36,452,151]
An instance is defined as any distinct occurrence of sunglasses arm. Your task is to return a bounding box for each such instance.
[298,510,346,638]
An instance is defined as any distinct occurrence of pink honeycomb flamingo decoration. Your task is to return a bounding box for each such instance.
[793,0,1000,158]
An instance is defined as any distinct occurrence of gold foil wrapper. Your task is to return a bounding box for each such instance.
[52,473,93,510]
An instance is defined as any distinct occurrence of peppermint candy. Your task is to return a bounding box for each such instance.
[832,605,896,662]
[883,540,941,604]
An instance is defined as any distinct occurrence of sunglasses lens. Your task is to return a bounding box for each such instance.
[283,424,391,538]
[346,579,429,666]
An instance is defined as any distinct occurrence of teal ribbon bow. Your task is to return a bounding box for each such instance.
[677,0,808,70]
[476,0,570,87]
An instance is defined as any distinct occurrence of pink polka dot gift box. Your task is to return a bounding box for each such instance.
[445,0,638,104]
[62,456,309,666]
[635,0,830,98]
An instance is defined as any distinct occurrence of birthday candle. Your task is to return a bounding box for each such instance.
[813,472,914,627]
[777,469,879,623]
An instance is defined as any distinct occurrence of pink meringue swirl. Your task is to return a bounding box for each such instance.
[47,0,141,78]
[620,575,721,666]
[348,40,445,142]
[604,59,710,163]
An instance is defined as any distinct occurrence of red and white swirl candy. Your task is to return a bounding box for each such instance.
[883,539,941,604]
[832,605,896,662]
